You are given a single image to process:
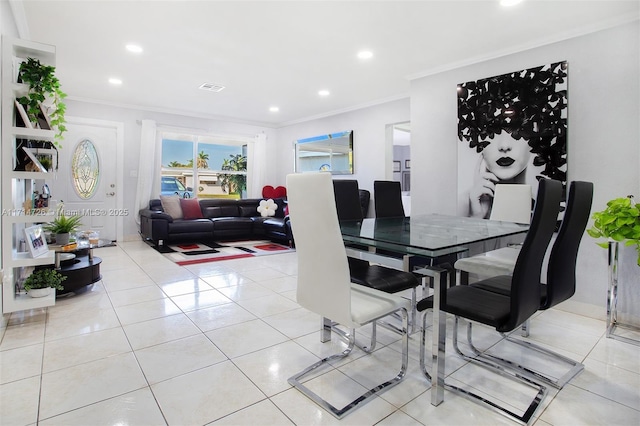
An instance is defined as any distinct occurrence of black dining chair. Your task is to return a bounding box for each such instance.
[417,178,562,424]
[332,178,420,342]
[333,179,369,220]
[374,180,405,218]
[465,181,594,389]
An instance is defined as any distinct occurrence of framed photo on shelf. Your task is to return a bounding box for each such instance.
[24,225,49,258]
[393,161,401,172]
[405,160,411,169]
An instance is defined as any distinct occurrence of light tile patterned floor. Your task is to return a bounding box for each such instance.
[1,241,639,425]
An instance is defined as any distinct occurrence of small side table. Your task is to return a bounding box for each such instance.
[52,242,102,295]
[606,241,640,346]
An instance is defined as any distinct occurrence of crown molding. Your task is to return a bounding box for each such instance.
[406,14,639,81]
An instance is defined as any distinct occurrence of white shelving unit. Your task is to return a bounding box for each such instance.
[2,37,58,313]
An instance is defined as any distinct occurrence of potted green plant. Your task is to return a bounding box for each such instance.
[43,205,82,245]
[37,155,52,172]
[17,57,67,146]
[587,195,640,266]
[23,268,66,297]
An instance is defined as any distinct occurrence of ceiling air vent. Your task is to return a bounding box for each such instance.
[199,82,226,92]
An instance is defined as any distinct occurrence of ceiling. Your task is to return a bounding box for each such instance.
[13,1,639,127]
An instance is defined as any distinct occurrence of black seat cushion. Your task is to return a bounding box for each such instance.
[444,277,512,328]
[470,276,511,296]
[350,264,418,293]
[471,277,549,302]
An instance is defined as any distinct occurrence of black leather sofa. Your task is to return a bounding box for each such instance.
[139,198,292,247]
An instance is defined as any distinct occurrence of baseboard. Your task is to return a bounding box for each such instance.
[554,299,605,321]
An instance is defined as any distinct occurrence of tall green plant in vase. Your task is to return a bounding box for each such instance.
[587,195,640,266]
[17,57,67,146]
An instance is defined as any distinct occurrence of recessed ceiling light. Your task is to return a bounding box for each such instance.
[500,0,524,6]
[108,78,122,85]
[318,90,330,97]
[269,106,279,112]
[125,44,143,53]
[357,50,373,60]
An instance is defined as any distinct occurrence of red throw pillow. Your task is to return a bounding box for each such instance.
[273,186,287,198]
[262,185,275,198]
[180,198,203,219]
[262,185,287,199]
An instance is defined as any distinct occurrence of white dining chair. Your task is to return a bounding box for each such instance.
[455,184,532,285]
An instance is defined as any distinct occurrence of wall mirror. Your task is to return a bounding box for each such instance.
[295,130,353,175]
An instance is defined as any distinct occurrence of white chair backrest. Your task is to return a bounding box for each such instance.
[286,172,355,327]
[490,184,532,224]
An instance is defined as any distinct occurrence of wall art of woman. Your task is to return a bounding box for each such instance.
[457,61,568,218]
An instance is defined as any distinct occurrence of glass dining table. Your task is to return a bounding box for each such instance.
[339,214,530,407]
[339,214,529,270]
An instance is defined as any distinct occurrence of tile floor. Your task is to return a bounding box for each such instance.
[1,241,639,425]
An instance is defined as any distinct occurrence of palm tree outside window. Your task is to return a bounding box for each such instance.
[161,136,247,199]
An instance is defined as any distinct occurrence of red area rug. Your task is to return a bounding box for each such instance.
[161,240,294,266]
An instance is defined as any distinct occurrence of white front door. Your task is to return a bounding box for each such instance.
[48,118,123,241]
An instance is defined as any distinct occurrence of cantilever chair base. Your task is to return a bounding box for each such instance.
[419,312,546,425]
[456,319,584,389]
[289,309,408,419]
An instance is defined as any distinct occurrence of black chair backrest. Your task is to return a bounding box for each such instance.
[502,178,562,332]
[543,181,594,310]
[333,180,364,221]
[359,189,371,218]
[374,180,405,218]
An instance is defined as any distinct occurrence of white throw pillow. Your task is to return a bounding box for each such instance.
[257,199,277,217]
[160,195,183,219]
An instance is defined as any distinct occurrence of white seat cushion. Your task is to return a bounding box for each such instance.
[454,246,520,277]
[350,284,410,327]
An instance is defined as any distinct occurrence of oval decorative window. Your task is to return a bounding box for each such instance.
[71,139,100,199]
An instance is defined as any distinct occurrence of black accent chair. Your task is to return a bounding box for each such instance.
[418,178,563,424]
[374,180,405,218]
[466,181,594,389]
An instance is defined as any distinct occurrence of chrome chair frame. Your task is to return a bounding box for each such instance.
[289,307,408,419]
[416,267,545,425]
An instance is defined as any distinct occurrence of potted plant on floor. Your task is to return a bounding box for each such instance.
[23,268,66,297]
[17,57,67,147]
[43,205,83,246]
[587,195,640,266]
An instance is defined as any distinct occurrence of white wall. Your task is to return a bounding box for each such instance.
[274,98,410,216]
[63,100,277,240]
[410,22,639,315]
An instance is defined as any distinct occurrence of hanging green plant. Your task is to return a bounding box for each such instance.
[17,57,67,147]
[587,195,640,266]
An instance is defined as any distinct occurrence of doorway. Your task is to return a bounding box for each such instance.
[47,117,124,242]
[387,121,411,215]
